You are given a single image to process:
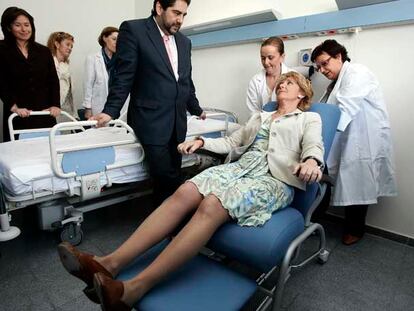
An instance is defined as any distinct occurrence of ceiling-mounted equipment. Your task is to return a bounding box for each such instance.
[181,9,281,36]
[335,0,397,10]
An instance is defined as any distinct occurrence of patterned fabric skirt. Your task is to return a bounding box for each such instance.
[189,150,294,227]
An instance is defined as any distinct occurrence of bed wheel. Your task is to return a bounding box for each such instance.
[317,249,330,264]
[60,223,83,246]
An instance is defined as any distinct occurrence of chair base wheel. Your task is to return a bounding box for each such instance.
[317,249,330,264]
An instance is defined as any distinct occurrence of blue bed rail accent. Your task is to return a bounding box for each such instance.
[18,131,61,140]
[61,147,115,175]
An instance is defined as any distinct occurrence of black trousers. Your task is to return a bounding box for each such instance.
[312,183,368,237]
[344,204,369,237]
[142,137,183,207]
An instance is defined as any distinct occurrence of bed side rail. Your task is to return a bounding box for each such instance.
[8,111,82,141]
[187,112,229,137]
[49,119,143,179]
[201,107,238,123]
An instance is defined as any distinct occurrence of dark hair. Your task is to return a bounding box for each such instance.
[311,39,351,63]
[98,26,119,48]
[1,7,35,45]
[151,0,191,17]
[261,36,284,55]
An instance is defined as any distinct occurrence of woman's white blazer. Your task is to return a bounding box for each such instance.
[82,52,109,115]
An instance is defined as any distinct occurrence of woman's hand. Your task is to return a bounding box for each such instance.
[45,106,61,117]
[292,158,322,183]
[177,139,204,155]
[11,104,31,118]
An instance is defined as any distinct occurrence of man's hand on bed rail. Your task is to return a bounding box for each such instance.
[90,112,112,127]
[199,111,206,120]
[177,139,204,155]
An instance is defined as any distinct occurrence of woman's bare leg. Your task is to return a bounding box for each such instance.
[120,194,230,306]
[96,182,203,276]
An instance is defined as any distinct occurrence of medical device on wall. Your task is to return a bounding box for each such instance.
[299,48,313,66]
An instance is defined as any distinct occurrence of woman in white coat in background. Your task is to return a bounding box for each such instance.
[311,39,397,245]
[246,36,292,114]
[83,26,128,119]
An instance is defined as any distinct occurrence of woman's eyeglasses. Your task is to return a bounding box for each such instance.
[313,56,332,71]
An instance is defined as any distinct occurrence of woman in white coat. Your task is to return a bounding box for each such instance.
[311,39,397,245]
[83,27,127,119]
[246,37,292,114]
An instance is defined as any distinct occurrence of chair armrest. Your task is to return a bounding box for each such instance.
[320,174,335,187]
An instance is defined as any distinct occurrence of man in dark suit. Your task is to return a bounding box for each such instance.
[93,0,204,206]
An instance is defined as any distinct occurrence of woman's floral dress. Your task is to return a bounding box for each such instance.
[190,117,294,226]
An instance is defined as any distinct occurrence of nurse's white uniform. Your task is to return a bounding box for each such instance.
[246,63,291,114]
[322,61,397,206]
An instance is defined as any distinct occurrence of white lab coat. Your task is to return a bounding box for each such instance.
[246,63,291,114]
[323,61,397,206]
[82,52,129,116]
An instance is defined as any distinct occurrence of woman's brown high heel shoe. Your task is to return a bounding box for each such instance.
[57,242,113,303]
[94,272,132,311]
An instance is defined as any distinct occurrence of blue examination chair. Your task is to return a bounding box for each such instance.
[116,103,341,310]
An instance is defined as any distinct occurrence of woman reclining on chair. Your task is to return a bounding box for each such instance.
[57,71,324,311]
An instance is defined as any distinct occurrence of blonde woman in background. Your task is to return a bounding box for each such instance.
[47,31,77,119]
[83,26,129,119]
[246,36,292,114]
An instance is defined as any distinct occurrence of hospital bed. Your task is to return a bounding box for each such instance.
[0,110,240,245]
[115,103,341,311]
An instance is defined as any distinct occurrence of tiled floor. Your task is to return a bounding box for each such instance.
[0,196,413,311]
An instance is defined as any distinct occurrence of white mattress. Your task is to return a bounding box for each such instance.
[0,118,240,198]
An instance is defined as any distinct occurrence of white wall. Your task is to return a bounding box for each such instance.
[135,1,153,19]
[0,0,135,113]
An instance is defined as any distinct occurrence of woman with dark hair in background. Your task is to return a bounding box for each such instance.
[82,26,128,119]
[311,39,397,245]
[0,6,60,141]
[47,31,77,120]
[246,36,293,114]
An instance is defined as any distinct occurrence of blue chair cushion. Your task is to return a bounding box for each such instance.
[262,101,277,112]
[117,240,257,311]
[208,207,304,272]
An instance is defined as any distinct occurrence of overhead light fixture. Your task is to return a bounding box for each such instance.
[335,0,397,10]
[181,9,281,36]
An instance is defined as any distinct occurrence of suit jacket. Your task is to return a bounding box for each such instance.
[0,41,60,141]
[103,17,203,145]
[202,110,324,190]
